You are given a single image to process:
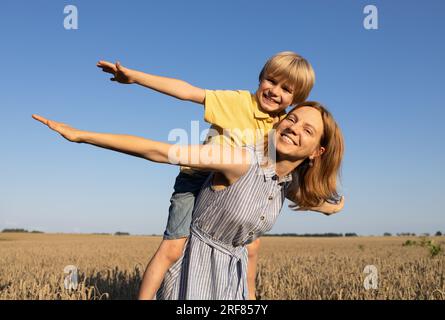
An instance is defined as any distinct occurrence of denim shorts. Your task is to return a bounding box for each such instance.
[163,170,211,240]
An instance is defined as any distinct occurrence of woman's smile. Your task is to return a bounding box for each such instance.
[280,132,297,146]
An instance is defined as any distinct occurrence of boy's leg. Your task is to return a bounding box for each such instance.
[138,190,192,300]
[138,171,210,300]
[246,238,261,300]
[138,237,187,300]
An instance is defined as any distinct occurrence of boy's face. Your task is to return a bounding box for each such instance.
[256,75,294,114]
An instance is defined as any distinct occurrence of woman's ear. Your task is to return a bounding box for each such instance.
[310,146,325,160]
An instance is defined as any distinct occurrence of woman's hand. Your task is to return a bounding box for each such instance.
[293,196,345,216]
[310,196,345,216]
[97,60,135,84]
[32,114,84,143]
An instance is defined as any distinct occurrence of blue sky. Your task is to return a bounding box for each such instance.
[1,0,444,235]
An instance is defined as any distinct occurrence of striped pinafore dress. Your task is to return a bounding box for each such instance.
[157,147,292,300]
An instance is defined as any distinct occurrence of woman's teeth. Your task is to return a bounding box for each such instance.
[281,134,295,145]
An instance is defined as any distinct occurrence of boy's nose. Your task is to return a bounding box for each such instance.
[269,86,280,96]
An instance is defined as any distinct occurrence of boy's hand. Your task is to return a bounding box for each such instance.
[97,60,205,103]
[97,60,135,84]
[32,114,84,143]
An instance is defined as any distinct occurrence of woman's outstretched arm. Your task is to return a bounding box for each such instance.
[32,114,251,180]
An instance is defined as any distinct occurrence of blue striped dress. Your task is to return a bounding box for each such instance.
[156,147,292,300]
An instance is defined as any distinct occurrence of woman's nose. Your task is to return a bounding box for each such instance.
[288,123,303,135]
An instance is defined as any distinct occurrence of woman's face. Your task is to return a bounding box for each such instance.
[275,106,325,160]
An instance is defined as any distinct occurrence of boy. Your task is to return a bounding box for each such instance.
[97,52,344,300]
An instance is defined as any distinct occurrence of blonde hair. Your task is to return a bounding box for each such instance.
[281,101,344,210]
[259,51,315,105]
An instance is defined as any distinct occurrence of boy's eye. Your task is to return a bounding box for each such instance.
[267,78,276,84]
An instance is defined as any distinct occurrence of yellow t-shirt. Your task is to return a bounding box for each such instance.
[180,90,287,173]
[204,90,287,147]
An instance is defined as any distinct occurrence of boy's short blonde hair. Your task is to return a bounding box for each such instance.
[259,51,315,105]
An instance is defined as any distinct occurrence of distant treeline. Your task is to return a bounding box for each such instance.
[1,229,43,233]
[263,233,358,237]
[0,229,131,236]
[384,232,443,237]
[264,232,444,237]
[114,232,130,236]
[2,229,443,237]
[93,232,132,236]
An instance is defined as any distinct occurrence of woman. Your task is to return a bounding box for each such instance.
[32,101,344,299]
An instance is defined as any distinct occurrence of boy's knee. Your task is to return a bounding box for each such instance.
[159,238,187,263]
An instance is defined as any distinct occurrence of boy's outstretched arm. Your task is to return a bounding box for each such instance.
[97,60,206,104]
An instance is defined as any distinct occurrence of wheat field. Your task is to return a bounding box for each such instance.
[0,233,444,300]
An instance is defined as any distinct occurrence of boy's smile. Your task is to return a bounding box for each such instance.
[256,76,294,114]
